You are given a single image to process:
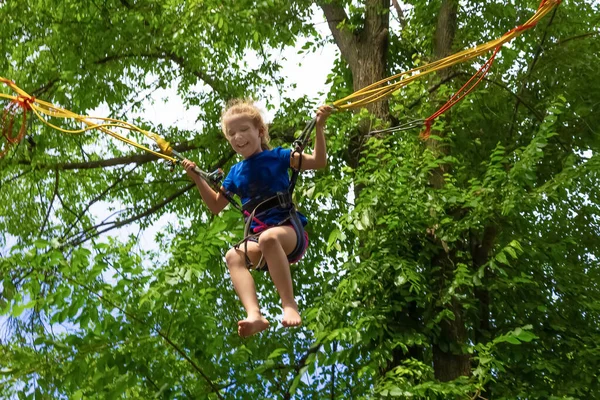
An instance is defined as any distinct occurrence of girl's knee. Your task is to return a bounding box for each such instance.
[225,248,243,269]
[258,230,279,251]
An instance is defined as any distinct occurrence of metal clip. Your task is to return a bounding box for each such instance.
[276,191,292,209]
[208,168,224,185]
[292,140,303,152]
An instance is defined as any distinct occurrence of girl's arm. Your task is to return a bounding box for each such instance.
[291,105,332,171]
[182,159,230,214]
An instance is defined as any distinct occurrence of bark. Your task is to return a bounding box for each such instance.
[433,299,471,381]
[433,0,459,76]
[427,0,458,188]
[428,0,473,383]
[321,0,390,169]
[391,0,405,29]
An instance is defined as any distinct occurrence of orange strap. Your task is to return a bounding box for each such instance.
[421,0,557,139]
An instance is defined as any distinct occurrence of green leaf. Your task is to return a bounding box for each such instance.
[267,348,287,359]
[515,329,537,343]
[184,269,193,282]
[11,300,36,317]
[34,239,49,249]
[495,252,509,265]
[327,228,340,251]
[504,336,522,345]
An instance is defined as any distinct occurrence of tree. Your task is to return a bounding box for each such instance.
[1,0,599,398]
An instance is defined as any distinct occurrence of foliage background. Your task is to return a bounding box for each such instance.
[1,0,599,399]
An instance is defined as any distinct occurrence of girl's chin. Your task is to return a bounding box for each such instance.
[237,147,261,157]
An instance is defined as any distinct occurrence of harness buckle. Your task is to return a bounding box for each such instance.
[276,191,292,209]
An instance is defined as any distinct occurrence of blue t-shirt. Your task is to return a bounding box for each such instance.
[222,147,307,230]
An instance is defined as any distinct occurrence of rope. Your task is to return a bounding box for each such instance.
[289,117,316,195]
[420,45,501,140]
[368,119,426,136]
[420,0,557,139]
[0,77,176,162]
[332,0,561,124]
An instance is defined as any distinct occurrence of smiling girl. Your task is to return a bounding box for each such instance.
[182,99,331,337]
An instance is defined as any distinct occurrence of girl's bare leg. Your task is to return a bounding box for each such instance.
[225,244,269,337]
[258,226,302,327]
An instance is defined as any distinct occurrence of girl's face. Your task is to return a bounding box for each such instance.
[223,114,263,158]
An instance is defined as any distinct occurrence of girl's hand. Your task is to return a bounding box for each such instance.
[316,105,333,128]
[181,159,198,177]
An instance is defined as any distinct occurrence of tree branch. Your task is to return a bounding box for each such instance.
[18,142,201,171]
[556,31,599,46]
[508,6,558,139]
[59,147,234,247]
[0,169,33,190]
[39,169,60,235]
[284,343,323,400]
[330,341,337,399]
[66,182,194,248]
[66,276,225,399]
[95,51,224,95]
[60,166,137,241]
[30,78,60,98]
[458,73,544,122]
[391,0,405,29]
[320,3,359,67]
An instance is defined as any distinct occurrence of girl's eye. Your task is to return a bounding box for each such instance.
[241,127,248,132]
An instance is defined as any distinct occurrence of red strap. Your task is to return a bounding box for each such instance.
[421,45,501,140]
[15,95,35,111]
[243,210,268,231]
[1,102,29,157]
[420,0,555,140]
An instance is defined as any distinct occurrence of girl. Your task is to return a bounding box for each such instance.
[182,99,332,337]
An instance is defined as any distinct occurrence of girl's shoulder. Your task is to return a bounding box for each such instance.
[265,146,291,160]
[243,147,290,164]
[261,146,285,155]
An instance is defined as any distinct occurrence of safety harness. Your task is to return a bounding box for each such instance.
[173,117,317,270]
[233,117,316,270]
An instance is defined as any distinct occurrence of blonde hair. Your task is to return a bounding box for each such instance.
[221,99,271,150]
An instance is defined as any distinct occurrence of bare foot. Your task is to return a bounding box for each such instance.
[238,316,270,337]
[282,305,302,328]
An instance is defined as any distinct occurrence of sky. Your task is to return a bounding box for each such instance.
[125,24,338,130]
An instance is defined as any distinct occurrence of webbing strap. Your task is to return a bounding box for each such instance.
[289,117,316,195]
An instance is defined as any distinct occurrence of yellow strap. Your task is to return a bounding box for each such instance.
[0,78,175,162]
[332,0,560,110]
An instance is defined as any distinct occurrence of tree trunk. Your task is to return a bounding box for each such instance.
[429,0,472,382]
[322,0,471,383]
[321,0,390,170]
[433,299,472,381]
